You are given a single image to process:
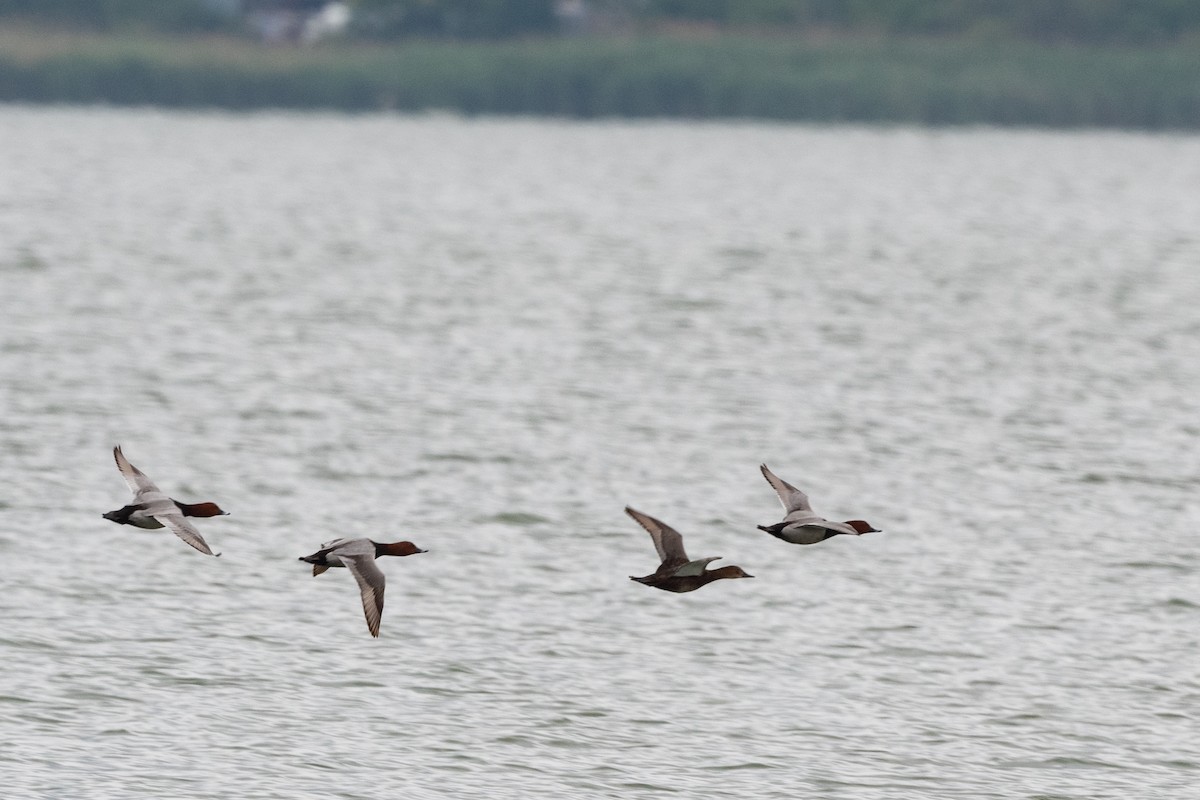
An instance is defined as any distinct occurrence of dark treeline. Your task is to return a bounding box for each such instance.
[0,0,229,32]
[2,33,1197,129]
[643,0,1200,43]
[2,0,1200,42]
[2,2,1198,128]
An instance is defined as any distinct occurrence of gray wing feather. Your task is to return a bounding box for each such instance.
[154,512,218,556]
[672,556,720,577]
[810,520,858,536]
[624,507,689,564]
[339,552,386,638]
[114,445,161,497]
[760,464,813,514]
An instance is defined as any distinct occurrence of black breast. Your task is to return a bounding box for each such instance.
[102,504,141,524]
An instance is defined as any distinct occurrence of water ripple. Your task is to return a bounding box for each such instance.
[0,107,1197,799]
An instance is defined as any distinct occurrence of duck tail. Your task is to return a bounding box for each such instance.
[298,554,325,569]
[757,523,788,540]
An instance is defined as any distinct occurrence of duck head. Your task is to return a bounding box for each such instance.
[711,565,754,580]
[376,541,428,557]
[175,501,229,518]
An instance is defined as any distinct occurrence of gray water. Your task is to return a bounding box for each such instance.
[0,106,1197,799]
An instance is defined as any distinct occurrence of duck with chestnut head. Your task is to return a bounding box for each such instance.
[300,537,427,637]
[625,506,753,593]
[103,445,228,556]
[756,463,880,545]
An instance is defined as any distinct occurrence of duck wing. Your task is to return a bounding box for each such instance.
[809,520,861,536]
[113,445,162,497]
[318,537,351,550]
[153,511,219,556]
[672,556,721,577]
[760,463,813,515]
[624,506,690,567]
[338,549,386,638]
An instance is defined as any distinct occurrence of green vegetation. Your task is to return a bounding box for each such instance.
[351,0,557,38]
[0,2,1197,130]
[0,0,231,32]
[1,26,1198,128]
[639,0,1200,43]
[3,1,1200,42]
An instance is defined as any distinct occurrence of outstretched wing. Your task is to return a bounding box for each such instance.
[318,538,350,550]
[113,445,161,497]
[339,551,386,638]
[760,464,812,514]
[672,556,721,577]
[624,506,689,564]
[153,511,219,556]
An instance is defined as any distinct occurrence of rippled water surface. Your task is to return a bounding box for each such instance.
[1,106,1197,799]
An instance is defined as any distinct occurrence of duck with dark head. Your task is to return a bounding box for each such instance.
[625,506,753,593]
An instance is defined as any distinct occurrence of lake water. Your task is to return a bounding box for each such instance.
[0,106,1197,799]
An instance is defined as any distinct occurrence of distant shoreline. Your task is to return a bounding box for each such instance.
[1,26,1198,129]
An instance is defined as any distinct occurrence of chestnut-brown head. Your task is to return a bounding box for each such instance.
[711,565,754,580]
[845,520,881,534]
[377,541,427,557]
[176,501,228,518]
